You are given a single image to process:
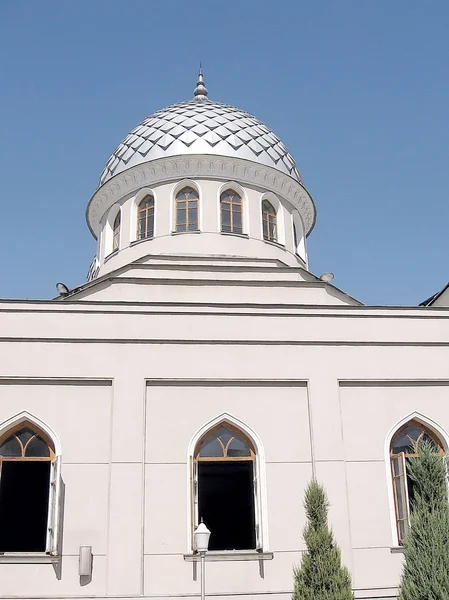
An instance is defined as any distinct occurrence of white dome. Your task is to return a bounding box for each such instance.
[99,75,301,186]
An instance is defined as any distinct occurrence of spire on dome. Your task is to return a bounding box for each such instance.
[193,65,208,101]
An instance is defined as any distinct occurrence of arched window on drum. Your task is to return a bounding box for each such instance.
[175,187,199,232]
[262,200,277,242]
[137,195,155,240]
[112,210,121,252]
[220,189,243,234]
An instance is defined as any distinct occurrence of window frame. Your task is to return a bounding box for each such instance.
[220,189,243,235]
[388,417,446,546]
[175,186,200,233]
[137,195,155,241]
[195,423,256,462]
[112,210,121,252]
[189,418,265,553]
[390,452,410,543]
[262,199,277,243]
[0,415,62,561]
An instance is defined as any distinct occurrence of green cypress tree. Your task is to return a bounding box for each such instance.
[399,439,449,600]
[292,479,354,600]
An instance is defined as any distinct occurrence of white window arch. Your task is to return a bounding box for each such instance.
[217,182,248,235]
[171,180,202,233]
[103,203,122,257]
[0,412,62,556]
[385,412,448,546]
[187,413,268,553]
[130,188,157,243]
[260,193,285,245]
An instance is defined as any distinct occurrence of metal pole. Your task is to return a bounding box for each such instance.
[200,551,206,600]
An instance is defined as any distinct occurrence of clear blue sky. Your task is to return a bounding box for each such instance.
[1,1,448,305]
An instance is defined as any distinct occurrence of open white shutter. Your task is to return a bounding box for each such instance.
[193,459,199,529]
[46,455,62,555]
[253,464,262,550]
[391,453,410,543]
[190,458,199,550]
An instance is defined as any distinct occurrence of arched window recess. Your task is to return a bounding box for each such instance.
[390,418,445,544]
[192,422,261,552]
[175,187,199,232]
[137,195,155,240]
[220,189,243,235]
[262,199,277,242]
[112,210,121,252]
[0,417,62,555]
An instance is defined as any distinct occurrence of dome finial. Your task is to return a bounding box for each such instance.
[193,63,208,101]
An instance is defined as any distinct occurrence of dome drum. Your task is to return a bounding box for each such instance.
[87,154,315,239]
[93,176,309,278]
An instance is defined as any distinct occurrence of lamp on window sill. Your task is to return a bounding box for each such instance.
[194,521,211,600]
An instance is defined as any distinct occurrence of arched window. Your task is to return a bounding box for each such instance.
[262,200,277,242]
[220,189,243,234]
[175,187,199,232]
[192,423,259,551]
[0,421,61,554]
[137,195,155,240]
[112,211,121,251]
[390,419,445,544]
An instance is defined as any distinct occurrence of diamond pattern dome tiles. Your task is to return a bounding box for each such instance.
[99,99,301,186]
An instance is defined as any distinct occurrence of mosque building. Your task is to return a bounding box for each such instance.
[0,71,447,600]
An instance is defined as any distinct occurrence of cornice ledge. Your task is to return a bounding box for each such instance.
[86,155,316,238]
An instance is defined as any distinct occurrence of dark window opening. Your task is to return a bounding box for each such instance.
[198,461,256,551]
[0,461,50,552]
[293,223,298,253]
[406,469,416,508]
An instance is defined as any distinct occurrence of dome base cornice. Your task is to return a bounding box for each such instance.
[87,154,316,239]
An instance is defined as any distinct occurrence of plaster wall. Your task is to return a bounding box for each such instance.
[0,306,448,599]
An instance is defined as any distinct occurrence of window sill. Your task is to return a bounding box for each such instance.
[171,230,201,235]
[130,237,154,247]
[263,239,285,249]
[104,250,119,263]
[183,551,273,562]
[0,553,59,564]
[390,546,404,554]
[220,231,249,239]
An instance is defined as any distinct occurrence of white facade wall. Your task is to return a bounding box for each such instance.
[0,299,447,600]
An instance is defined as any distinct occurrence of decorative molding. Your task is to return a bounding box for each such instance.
[0,377,112,386]
[146,378,307,386]
[183,551,274,562]
[86,155,316,239]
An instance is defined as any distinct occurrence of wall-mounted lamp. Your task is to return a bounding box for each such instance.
[79,545,93,578]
